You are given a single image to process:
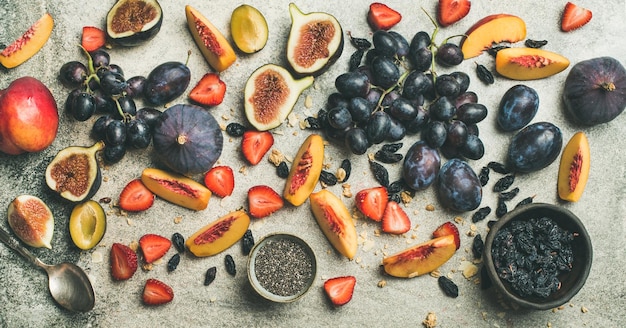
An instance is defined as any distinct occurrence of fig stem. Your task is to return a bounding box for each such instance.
[601,82,616,92]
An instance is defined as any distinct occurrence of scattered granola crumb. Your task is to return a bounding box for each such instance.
[336,167,347,182]
[174,216,183,224]
[103,176,109,183]
[304,95,313,108]
[581,306,588,313]
[400,191,413,204]
[425,204,435,211]
[557,305,565,311]
[422,312,437,328]
[126,217,133,226]
[430,270,441,278]
[547,322,552,328]
[481,312,488,320]
[129,240,139,252]
[342,183,352,198]
[355,257,362,264]
[239,166,248,175]
[299,119,308,130]
[210,296,217,303]
[454,216,464,224]
[142,263,153,271]
[221,114,230,121]
[91,251,103,263]
[268,149,285,166]
[377,279,387,288]
[219,122,227,131]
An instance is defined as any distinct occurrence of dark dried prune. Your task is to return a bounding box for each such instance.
[349,49,365,71]
[515,195,535,208]
[472,234,484,259]
[438,276,459,298]
[172,232,185,254]
[320,170,338,186]
[471,206,491,223]
[381,142,403,153]
[499,187,520,201]
[225,122,246,137]
[242,229,255,255]
[476,63,494,84]
[525,39,548,49]
[478,166,490,186]
[276,161,289,178]
[340,159,352,181]
[487,161,510,174]
[493,174,515,192]
[348,32,372,50]
[204,266,217,286]
[374,150,403,163]
[225,254,236,276]
[167,253,180,272]
[369,160,389,187]
[496,197,508,218]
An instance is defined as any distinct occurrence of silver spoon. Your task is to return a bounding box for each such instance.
[0,226,95,312]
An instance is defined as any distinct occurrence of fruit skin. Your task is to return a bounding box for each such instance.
[323,276,356,306]
[45,141,104,203]
[561,2,592,32]
[247,185,284,219]
[382,235,457,278]
[367,3,402,31]
[495,48,570,80]
[118,179,155,212]
[142,278,174,305]
[286,3,344,77]
[437,0,471,27]
[497,84,540,131]
[241,130,274,165]
[562,57,626,126]
[185,210,250,257]
[230,4,268,54]
[354,186,389,222]
[0,13,53,69]
[106,0,163,46]
[7,195,54,249]
[432,222,461,250]
[143,62,191,106]
[402,141,441,190]
[283,134,325,206]
[110,243,138,281]
[381,201,411,235]
[436,158,482,212]
[139,234,172,263]
[141,167,212,211]
[460,14,526,59]
[507,122,563,173]
[558,132,590,202]
[309,190,358,260]
[186,5,236,72]
[69,200,106,250]
[82,26,106,52]
[203,166,235,198]
[189,73,226,107]
[244,64,314,131]
[0,76,59,155]
[152,104,223,176]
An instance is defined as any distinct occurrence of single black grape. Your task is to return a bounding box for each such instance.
[102,143,126,164]
[99,70,127,96]
[124,75,146,98]
[69,91,97,122]
[126,119,152,149]
[93,92,116,114]
[454,91,478,109]
[365,111,391,144]
[388,31,409,58]
[404,106,429,134]
[371,56,400,88]
[449,71,470,94]
[388,97,418,121]
[115,95,137,119]
[402,70,432,100]
[348,97,374,123]
[91,115,115,141]
[435,43,464,67]
[429,96,456,121]
[456,103,488,125]
[90,49,110,68]
[327,106,353,130]
[335,71,371,98]
[423,120,447,148]
[372,30,398,57]
[105,120,127,146]
[460,134,484,160]
[344,127,369,155]
[386,117,406,142]
[59,61,88,87]
[435,74,461,98]
[136,107,163,131]
[409,46,432,72]
[445,120,468,148]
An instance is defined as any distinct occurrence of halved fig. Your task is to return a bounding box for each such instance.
[186,5,236,72]
[7,195,54,249]
[69,200,107,250]
[106,0,163,47]
[309,189,357,259]
[230,4,268,54]
[45,141,104,203]
[244,64,314,131]
[186,210,250,257]
[0,12,54,69]
[141,168,211,211]
[286,3,344,77]
[283,134,325,206]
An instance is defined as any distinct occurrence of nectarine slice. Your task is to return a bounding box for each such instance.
[382,235,456,278]
[460,14,526,59]
[558,132,590,202]
[186,5,236,72]
[495,47,570,80]
[186,210,250,257]
[283,134,324,206]
[0,13,54,69]
[310,189,357,260]
[141,168,211,211]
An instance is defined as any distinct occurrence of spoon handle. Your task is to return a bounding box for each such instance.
[0,226,42,267]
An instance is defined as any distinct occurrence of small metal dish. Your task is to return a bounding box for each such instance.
[247,233,317,303]
[483,203,593,310]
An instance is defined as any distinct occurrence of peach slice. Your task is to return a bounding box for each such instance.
[141,168,211,211]
[186,210,250,257]
[186,5,236,72]
[0,13,54,69]
[460,14,526,59]
[382,235,456,278]
[7,195,54,249]
[283,134,325,206]
[558,132,590,202]
[309,189,357,260]
[495,47,570,80]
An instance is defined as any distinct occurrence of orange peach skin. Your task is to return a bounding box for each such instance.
[460,14,526,59]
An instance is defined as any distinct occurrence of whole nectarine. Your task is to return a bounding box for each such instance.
[0,76,59,155]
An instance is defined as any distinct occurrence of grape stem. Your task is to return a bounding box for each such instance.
[80,45,100,93]
[373,70,412,113]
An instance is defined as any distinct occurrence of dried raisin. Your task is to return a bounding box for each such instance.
[515,195,535,209]
[493,174,515,192]
[387,180,405,194]
[242,229,255,256]
[277,161,289,179]
[349,49,365,72]
[487,45,510,57]
[496,197,508,218]
[499,187,520,201]
[225,122,246,137]
[340,159,352,181]
[320,170,338,186]
[525,39,548,49]
[225,254,236,276]
[438,276,459,298]
[374,150,403,164]
[471,206,491,223]
[204,266,217,286]
[369,160,389,187]
[472,234,484,259]
[381,142,403,153]
[167,253,180,272]
[479,166,490,187]
[389,193,401,203]
[476,63,494,84]
[304,117,321,130]
[348,32,372,50]
[172,232,185,254]
[487,161,510,174]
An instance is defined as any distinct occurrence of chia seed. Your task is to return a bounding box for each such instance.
[254,238,314,297]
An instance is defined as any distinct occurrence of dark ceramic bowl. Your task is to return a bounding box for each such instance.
[483,203,592,310]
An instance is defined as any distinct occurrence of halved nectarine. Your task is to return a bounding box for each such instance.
[495,47,569,80]
[382,235,456,278]
[460,14,526,59]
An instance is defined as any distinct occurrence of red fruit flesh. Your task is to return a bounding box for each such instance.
[82,26,106,52]
[323,276,356,306]
[110,243,138,281]
[367,3,402,31]
[241,130,274,165]
[354,186,388,221]
[247,185,284,218]
[381,201,411,235]
[119,179,155,212]
[142,278,174,305]
[189,73,226,107]
[437,0,471,27]
[204,165,235,197]
[432,221,461,250]
[561,2,592,32]
[139,234,172,263]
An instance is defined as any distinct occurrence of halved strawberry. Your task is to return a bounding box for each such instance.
[189,73,226,106]
[241,130,274,165]
[139,234,172,263]
[432,221,461,250]
[248,185,284,219]
[142,278,174,305]
[381,201,411,234]
[204,165,235,198]
[561,2,592,32]
[355,186,388,222]
[82,26,106,52]
[110,243,138,281]
[119,179,155,212]
[367,3,402,31]
[437,0,471,27]
[323,276,356,306]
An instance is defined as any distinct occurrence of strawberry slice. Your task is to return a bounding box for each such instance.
[241,130,274,165]
[355,186,388,222]
[110,243,138,281]
[561,2,592,32]
[323,276,356,306]
[139,234,172,263]
[204,165,235,198]
[367,3,402,31]
[432,221,461,250]
[381,201,411,234]
[142,278,174,305]
[189,73,227,107]
[119,179,155,212]
[248,185,284,219]
[82,26,106,52]
[437,0,471,27]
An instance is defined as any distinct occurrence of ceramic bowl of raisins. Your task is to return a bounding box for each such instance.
[483,203,593,310]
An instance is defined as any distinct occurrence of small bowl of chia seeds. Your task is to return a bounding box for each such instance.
[247,233,317,303]
[483,203,593,310]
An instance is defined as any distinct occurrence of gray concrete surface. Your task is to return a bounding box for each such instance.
[1,0,625,327]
